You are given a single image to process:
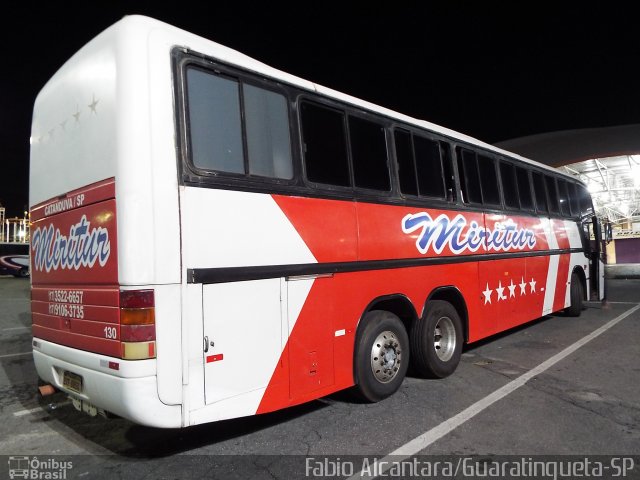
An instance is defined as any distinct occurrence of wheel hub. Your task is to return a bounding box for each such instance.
[370,330,403,383]
[433,316,456,362]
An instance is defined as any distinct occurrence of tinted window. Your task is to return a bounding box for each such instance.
[557,179,571,216]
[349,116,390,191]
[414,135,445,198]
[478,154,500,205]
[516,166,534,210]
[441,143,456,202]
[568,183,579,216]
[545,176,560,214]
[532,172,548,212]
[244,84,293,179]
[394,130,417,195]
[500,162,519,209]
[187,68,244,173]
[301,102,350,186]
[458,149,482,204]
[578,185,594,217]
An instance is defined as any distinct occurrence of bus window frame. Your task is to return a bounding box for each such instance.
[173,50,302,191]
[391,125,454,203]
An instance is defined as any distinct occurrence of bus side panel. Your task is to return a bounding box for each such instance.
[257,262,481,414]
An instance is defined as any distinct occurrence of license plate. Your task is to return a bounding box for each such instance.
[62,371,83,393]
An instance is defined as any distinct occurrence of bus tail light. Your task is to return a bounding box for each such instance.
[119,289,156,360]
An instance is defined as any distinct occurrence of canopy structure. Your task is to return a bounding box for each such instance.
[496,125,640,227]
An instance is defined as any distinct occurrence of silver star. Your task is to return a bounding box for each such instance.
[73,106,81,123]
[508,279,516,298]
[88,95,99,114]
[529,278,537,293]
[519,277,527,295]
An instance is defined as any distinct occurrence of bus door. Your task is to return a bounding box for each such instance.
[202,279,284,405]
[584,216,605,301]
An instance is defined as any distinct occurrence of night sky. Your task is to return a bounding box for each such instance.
[2,4,638,217]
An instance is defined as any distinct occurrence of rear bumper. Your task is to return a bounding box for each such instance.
[33,338,182,428]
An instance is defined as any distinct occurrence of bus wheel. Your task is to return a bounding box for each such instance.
[564,272,583,317]
[353,310,409,402]
[411,300,462,379]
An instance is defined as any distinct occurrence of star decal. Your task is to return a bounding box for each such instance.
[482,283,493,305]
[73,106,81,123]
[508,279,517,298]
[519,277,527,295]
[88,94,99,114]
[496,281,506,301]
[529,278,537,293]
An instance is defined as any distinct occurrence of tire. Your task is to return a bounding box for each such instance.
[410,300,463,379]
[353,310,410,403]
[565,272,583,317]
[18,268,30,278]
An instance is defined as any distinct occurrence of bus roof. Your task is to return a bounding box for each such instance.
[41,14,580,183]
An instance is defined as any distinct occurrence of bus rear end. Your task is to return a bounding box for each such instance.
[28,17,182,427]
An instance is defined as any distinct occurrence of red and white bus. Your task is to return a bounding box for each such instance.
[29,15,604,428]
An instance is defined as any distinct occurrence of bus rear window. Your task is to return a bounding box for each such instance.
[187,68,244,174]
[186,67,293,179]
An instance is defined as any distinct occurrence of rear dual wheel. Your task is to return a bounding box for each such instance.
[353,310,409,402]
[410,300,463,379]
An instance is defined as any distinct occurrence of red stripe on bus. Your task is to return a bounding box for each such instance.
[33,325,121,357]
[31,287,119,307]
[31,301,119,324]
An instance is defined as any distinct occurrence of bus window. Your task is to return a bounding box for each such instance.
[349,116,390,191]
[516,167,534,210]
[578,184,594,217]
[458,148,482,204]
[394,129,418,195]
[557,179,571,217]
[187,68,244,174]
[441,142,456,202]
[244,84,293,179]
[568,183,579,216]
[532,172,548,213]
[477,154,500,205]
[301,102,350,186]
[414,135,445,198]
[499,161,519,209]
[545,176,560,214]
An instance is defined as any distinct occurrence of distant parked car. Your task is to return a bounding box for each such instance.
[0,243,30,278]
[0,255,29,277]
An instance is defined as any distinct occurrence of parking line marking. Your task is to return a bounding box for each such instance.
[1,326,30,332]
[13,406,46,417]
[0,351,31,359]
[586,301,639,305]
[13,402,70,417]
[350,303,640,480]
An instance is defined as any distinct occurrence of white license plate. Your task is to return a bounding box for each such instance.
[62,371,83,393]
